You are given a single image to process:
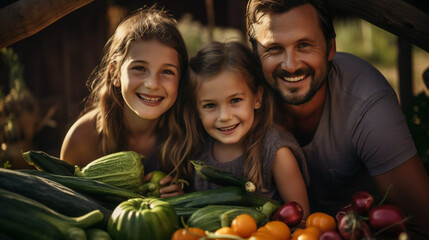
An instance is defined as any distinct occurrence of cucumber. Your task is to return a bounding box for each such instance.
[0,168,112,226]
[164,186,281,210]
[0,188,103,240]
[187,202,277,231]
[22,150,75,175]
[191,160,256,192]
[19,169,144,199]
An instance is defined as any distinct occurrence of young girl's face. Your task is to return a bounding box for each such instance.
[119,39,180,120]
[196,70,262,145]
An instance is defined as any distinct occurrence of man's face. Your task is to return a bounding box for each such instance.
[253,4,335,105]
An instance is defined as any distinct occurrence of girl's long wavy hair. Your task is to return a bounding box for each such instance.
[185,41,274,190]
[82,6,192,181]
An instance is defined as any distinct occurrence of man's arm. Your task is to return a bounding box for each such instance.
[374,154,429,239]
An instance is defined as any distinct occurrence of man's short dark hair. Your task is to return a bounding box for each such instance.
[246,0,336,50]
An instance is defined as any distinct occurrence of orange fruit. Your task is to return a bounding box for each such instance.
[306,212,336,233]
[214,226,238,240]
[259,221,291,240]
[171,227,206,240]
[231,214,257,238]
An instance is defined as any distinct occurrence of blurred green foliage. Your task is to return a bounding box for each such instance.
[335,19,397,67]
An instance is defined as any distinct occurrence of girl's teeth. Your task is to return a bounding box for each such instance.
[138,94,162,102]
[220,125,237,131]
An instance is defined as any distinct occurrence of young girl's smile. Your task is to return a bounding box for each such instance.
[197,70,262,145]
[120,39,180,120]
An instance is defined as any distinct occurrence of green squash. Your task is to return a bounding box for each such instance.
[139,170,167,197]
[108,197,179,240]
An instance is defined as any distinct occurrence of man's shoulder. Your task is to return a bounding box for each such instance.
[329,52,393,99]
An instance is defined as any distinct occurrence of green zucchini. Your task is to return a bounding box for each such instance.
[85,228,112,240]
[0,188,103,240]
[191,160,256,192]
[187,202,277,231]
[0,168,112,226]
[164,186,281,210]
[139,170,168,197]
[74,151,144,192]
[19,169,144,199]
[174,207,200,223]
[22,150,75,176]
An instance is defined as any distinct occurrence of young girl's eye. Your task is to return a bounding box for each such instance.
[162,69,176,75]
[202,103,216,109]
[134,66,146,72]
[231,98,242,104]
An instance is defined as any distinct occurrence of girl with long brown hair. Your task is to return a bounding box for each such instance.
[185,41,310,217]
[60,6,192,197]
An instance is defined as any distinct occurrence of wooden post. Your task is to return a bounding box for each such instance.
[0,0,95,49]
[398,38,413,108]
[205,0,215,42]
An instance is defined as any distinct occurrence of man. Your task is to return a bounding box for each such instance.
[246,0,429,237]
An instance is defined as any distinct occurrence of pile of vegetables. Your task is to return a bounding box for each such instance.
[0,150,414,240]
[0,150,283,240]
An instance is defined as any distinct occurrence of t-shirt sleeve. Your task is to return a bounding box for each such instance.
[351,89,417,176]
[261,127,310,187]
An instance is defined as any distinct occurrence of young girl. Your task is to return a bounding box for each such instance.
[60,7,192,197]
[185,41,311,217]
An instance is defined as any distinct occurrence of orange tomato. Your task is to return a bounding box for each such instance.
[171,227,206,240]
[231,214,257,238]
[291,229,305,240]
[259,221,291,240]
[248,230,277,240]
[296,231,321,240]
[306,212,336,233]
[291,227,321,240]
[214,226,238,240]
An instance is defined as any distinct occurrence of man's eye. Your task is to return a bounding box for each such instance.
[298,43,310,48]
[203,103,216,109]
[267,46,281,52]
[231,98,242,104]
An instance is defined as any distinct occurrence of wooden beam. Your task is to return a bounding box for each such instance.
[398,38,413,108]
[326,0,429,52]
[0,0,95,49]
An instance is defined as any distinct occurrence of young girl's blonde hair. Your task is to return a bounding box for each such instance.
[82,6,192,181]
[185,41,274,190]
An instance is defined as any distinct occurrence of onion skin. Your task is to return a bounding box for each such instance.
[336,204,353,222]
[351,191,374,214]
[272,201,303,227]
[369,204,406,237]
[320,231,343,240]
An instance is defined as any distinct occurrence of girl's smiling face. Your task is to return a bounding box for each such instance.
[196,70,262,146]
[119,39,180,120]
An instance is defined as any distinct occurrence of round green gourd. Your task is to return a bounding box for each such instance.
[108,197,179,240]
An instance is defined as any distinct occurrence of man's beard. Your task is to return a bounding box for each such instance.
[271,68,327,105]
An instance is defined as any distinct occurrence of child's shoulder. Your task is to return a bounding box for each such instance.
[264,124,295,141]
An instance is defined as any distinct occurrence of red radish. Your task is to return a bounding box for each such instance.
[320,231,343,240]
[351,191,374,214]
[272,201,303,227]
[369,204,406,237]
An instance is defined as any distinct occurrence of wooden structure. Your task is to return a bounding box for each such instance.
[0,0,428,155]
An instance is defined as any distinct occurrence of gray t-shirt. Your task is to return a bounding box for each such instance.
[193,126,309,202]
[304,52,417,215]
